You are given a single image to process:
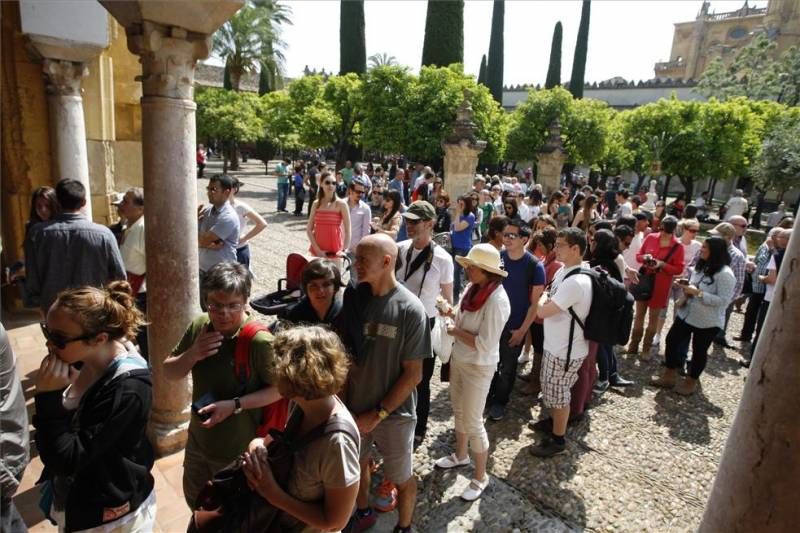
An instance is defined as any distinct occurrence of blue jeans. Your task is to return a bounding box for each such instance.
[236,244,250,269]
[277,182,289,211]
[596,343,617,382]
[452,247,469,302]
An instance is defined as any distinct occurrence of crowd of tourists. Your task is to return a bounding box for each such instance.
[0,161,794,533]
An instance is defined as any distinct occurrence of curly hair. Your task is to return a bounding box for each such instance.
[54,281,146,341]
[271,326,350,400]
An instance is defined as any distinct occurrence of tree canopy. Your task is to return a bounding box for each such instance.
[486,0,505,103]
[568,0,590,98]
[340,0,366,75]
[421,0,464,68]
[545,21,563,90]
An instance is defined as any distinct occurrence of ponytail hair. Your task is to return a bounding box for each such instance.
[54,281,146,342]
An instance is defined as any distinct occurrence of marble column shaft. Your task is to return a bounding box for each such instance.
[127,21,210,454]
[43,59,92,219]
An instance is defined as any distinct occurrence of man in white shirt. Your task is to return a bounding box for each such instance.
[616,190,633,218]
[118,187,148,358]
[531,227,592,458]
[347,178,372,284]
[396,201,453,446]
[724,189,749,220]
[620,214,647,272]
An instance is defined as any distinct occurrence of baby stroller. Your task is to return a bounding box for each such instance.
[250,253,308,318]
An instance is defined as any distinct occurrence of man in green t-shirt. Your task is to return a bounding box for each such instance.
[340,160,354,186]
[163,262,282,507]
[276,158,291,212]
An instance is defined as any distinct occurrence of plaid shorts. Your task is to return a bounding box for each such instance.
[541,350,585,409]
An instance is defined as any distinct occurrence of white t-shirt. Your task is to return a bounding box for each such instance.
[622,231,645,271]
[517,202,531,222]
[725,196,748,219]
[397,240,454,317]
[543,264,593,360]
[120,216,146,292]
[618,201,633,218]
[680,239,702,277]
[764,256,777,302]
[233,200,257,245]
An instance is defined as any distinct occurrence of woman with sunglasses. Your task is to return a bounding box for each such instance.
[34,280,156,531]
[370,189,403,240]
[307,171,352,261]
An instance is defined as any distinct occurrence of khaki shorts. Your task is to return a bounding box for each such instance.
[359,415,415,485]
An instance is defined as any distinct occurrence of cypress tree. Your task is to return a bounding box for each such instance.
[545,21,563,89]
[421,0,464,67]
[569,0,591,98]
[223,63,232,90]
[478,54,488,85]
[339,0,366,75]
[487,0,505,103]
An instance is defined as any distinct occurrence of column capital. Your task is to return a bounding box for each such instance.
[125,21,211,99]
[42,59,88,96]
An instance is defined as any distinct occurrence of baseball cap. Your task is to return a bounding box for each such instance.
[709,222,735,240]
[402,201,436,221]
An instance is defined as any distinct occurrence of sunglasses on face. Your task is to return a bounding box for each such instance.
[323,181,336,186]
[41,322,96,349]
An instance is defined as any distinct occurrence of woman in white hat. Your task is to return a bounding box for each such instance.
[433,244,510,501]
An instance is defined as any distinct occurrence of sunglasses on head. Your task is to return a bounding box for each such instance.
[40,322,96,349]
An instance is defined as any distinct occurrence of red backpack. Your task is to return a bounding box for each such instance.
[233,322,289,437]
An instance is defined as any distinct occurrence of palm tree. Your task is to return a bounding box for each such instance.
[212,0,292,91]
[368,52,398,70]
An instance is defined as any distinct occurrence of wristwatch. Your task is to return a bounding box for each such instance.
[233,397,243,414]
[376,404,390,421]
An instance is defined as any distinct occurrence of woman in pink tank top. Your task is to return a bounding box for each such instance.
[307,171,351,259]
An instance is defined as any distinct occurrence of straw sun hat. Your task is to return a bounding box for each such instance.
[455,244,508,278]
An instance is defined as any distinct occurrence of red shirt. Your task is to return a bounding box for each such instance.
[636,233,685,309]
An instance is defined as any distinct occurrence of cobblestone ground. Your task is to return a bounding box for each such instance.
[206,160,749,532]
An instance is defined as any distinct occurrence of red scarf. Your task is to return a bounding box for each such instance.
[460,280,502,313]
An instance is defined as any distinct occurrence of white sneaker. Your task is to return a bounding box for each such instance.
[434,453,471,469]
[460,476,490,501]
[518,350,531,364]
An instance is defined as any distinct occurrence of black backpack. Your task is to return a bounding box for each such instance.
[563,267,634,369]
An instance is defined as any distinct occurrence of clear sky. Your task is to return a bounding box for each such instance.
[269,0,767,85]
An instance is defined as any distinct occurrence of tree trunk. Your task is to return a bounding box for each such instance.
[230,70,242,92]
[698,217,800,533]
[679,176,695,202]
[708,178,719,204]
[229,142,240,171]
[634,174,647,195]
[661,175,673,201]
[752,189,766,229]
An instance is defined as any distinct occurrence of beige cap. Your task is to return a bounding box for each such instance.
[455,243,508,278]
[709,222,735,240]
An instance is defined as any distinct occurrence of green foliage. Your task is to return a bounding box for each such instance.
[697,34,800,105]
[340,0,366,75]
[360,65,507,164]
[421,0,464,67]
[259,91,301,150]
[545,22,562,90]
[223,63,232,90]
[258,65,271,95]
[569,0,590,98]
[754,108,800,196]
[597,111,633,176]
[478,54,487,86]
[487,0,505,103]
[506,87,608,165]
[368,53,398,69]
[196,88,265,144]
[213,1,291,91]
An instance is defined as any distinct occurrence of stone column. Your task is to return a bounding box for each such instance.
[43,59,92,219]
[698,218,799,532]
[442,97,486,200]
[125,21,210,454]
[536,118,566,196]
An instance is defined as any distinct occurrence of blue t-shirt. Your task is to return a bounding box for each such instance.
[500,250,545,330]
[293,173,304,190]
[451,213,475,251]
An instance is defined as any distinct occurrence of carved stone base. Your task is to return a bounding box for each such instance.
[148,416,190,456]
[536,151,566,196]
[443,141,485,201]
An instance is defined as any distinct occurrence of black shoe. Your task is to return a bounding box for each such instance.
[738,358,751,368]
[487,404,505,421]
[609,375,634,387]
[713,338,733,348]
[733,335,751,342]
[413,434,424,450]
[529,435,567,458]
[529,417,553,433]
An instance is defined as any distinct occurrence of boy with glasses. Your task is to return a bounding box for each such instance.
[486,219,545,421]
[347,179,372,283]
[164,262,284,508]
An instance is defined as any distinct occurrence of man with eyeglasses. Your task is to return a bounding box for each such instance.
[347,178,372,284]
[486,219,545,421]
[164,262,283,508]
[198,175,240,280]
[396,201,453,446]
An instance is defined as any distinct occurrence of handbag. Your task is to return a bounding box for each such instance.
[430,316,454,364]
[629,243,679,302]
[188,411,359,533]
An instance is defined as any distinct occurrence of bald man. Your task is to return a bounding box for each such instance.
[342,234,431,532]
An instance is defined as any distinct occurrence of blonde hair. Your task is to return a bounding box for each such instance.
[54,281,145,341]
[271,326,350,400]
